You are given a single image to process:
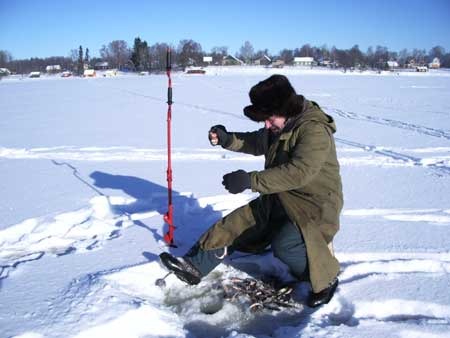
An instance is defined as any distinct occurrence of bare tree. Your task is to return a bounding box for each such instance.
[334,48,352,70]
[254,48,270,59]
[320,44,330,61]
[238,41,254,64]
[349,45,364,67]
[442,53,450,68]
[374,46,389,69]
[398,49,410,68]
[429,46,445,61]
[149,42,172,71]
[177,39,203,67]
[0,50,13,67]
[100,40,130,69]
[279,49,294,64]
[210,46,228,65]
[69,49,79,63]
[411,48,427,65]
[298,44,313,57]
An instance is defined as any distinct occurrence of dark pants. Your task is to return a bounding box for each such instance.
[185,220,308,281]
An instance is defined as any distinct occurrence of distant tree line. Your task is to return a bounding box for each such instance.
[1,40,450,75]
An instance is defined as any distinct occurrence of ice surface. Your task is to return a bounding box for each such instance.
[1,68,450,338]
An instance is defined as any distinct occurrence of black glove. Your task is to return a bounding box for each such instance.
[209,125,230,147]
[222,170,251,194]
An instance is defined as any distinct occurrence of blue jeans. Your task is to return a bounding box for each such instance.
[185,221,308,281]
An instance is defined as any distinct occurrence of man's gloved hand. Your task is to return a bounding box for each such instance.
[209,125,230,147]
[222,170,251,194]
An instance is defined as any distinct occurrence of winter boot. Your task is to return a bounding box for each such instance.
[307,277,338,308]
[159,252,202,285]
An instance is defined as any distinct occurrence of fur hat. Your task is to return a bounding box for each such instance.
[243,74,301,122]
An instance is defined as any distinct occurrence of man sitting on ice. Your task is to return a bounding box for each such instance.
[161,74,343,307]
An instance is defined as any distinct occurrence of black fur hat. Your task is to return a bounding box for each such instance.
[243,74,301,122]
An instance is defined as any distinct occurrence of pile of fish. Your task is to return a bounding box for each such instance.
[221,277,299,311]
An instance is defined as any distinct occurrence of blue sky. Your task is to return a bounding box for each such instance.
[1,0,449,59]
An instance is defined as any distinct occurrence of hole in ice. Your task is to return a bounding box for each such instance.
[199,294,224,315]
[163,269,308,338]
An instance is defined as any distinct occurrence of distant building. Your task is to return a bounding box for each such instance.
[29,72,41,78]
[103,70,117,77]
[46,65,61,73]
[203,56,213,65]
[318,59,331,67]
[387,61,399,69]
[429,57,440,69]
[83,69,96,77]
[294,57,314,67]
[269,60,285,68]
[407,60,417,69]
[222,55,244,66]
[416,66,428,72]
[253,55,271,66]
[94,62,109,70]
[0,68,11,76]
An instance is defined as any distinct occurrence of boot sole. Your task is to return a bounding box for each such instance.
[159,252,201,285]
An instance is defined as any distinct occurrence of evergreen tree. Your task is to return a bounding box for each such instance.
[131,37,142,70]
[131,37,150,71]
[77,46,84,76]
[84,48,90,66]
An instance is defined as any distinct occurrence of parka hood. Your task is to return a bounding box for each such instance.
[283,96,337,135]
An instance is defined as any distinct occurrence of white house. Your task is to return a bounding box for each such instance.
[29,72,41,78]
[46,65,61,73]
[0,68,11,76]
[416,66,428,72]
[203,56,213,64]
[294,57,314,66]
[83,69,96,77]
[429,57,440,69]
[387,61,399,69]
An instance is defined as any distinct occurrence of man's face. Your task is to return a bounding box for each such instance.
[264,115,286,134]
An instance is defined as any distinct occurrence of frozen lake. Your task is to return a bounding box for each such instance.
[1,70,450,338]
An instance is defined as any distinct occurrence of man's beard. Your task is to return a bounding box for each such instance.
[270,126,283,134]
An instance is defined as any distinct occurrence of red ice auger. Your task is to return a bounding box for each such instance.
[163,48,176,246]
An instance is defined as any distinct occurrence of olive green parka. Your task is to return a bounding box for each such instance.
[199,97,343,292]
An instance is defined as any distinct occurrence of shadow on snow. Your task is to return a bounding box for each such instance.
[89,170,222,256]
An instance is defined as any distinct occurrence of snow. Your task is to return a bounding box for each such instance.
[1,68,450,338]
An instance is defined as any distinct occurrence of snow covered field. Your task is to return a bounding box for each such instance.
[1,68,450,338]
